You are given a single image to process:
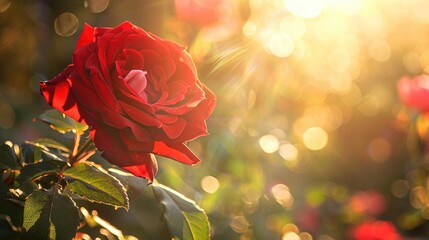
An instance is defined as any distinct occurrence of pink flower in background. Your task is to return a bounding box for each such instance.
[397,75,429,112]
[40,22,216,181]
[349,191,386,216]
[351,220,402,240]
[174,0,224,27]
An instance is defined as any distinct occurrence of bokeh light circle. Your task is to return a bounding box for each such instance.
[284,0,325,18]
[200,175,220,193]
[0,0,11,13]
[54,12,79,37]
[259,134,280,153]
[279,143,299,161]
[84,0,110,13]
[282,231,300,240]
[269,33,294,58]
[272,184,294,209]
[367,137,391,163]
[302,127,328,150]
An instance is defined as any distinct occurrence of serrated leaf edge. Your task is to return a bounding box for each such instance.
[63,164,129,210]
[153,183,210,240]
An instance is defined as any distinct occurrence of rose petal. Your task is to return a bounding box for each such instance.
[90,126,158,180]
[73,47,120,112]
[119,100,161,127]
[124,70,148,100]
[161,117,187,139]
[76,23,95,49]
[157,83,204,115]
[173,84,216,142]
[121,154,158,181]
[40,65,86,124]
[152,141,200,164]
[119,126,151,143]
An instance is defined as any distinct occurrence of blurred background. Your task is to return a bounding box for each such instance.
[2,0,429,239]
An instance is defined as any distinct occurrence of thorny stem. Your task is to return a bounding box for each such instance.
[68,137,96,166]
[71,131,81,158]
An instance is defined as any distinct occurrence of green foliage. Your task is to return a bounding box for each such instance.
[16,161,65,186]
[20,142,67,164]
[22,188,80,240]
[0,109,211,240]
[0,142,21,171]
[64,163,129,210]
[108,167,149,198]
[39,109,88,134]
[26,138,70,153]
[153,183,210,240]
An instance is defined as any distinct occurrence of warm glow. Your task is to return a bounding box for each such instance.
[259,134,280,153]
[271,184,294,208]
[358,95,380,117]
[368,40,391,62]
[282,231,300,240]
[367,137,391,163]
[279,143,299,161]
[302,127,328,150]
[3,0,428,239]
[284,0,325,19]
[269,33,294,58]
[243,21,257,37]
[201,175,220,193]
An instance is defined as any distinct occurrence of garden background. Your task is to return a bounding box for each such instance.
[1,0,429,239]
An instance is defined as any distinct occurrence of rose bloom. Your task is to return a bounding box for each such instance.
[397,75,429,112]
[41,22,216,180]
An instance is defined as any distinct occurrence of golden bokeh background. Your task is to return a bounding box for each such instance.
[2,0,429,239]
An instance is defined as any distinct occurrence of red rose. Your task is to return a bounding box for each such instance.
[397,75,429,112]
[40,22,216,180]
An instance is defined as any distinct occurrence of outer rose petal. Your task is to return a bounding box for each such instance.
[90,125,158,180]
[40,65,86,124]
[76,23,95,49]
[121,156,158,181]
[152,141,200,164]
[172,84,216,142]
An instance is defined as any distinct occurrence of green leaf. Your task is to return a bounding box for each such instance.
[16,161,64,185]
[39,109,88,134]
[20,143,67,165]
[152,183,210,240]
[22,188,80,240]
[0,142,21,171]
[108,167,148,198]
[63,163,129,210]
[26,138,70,153]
